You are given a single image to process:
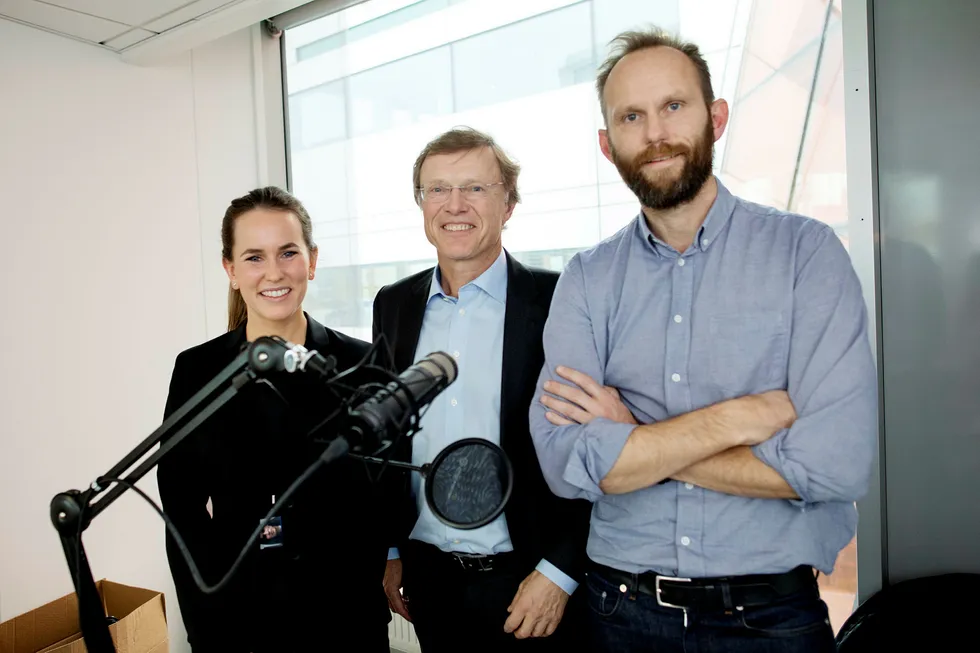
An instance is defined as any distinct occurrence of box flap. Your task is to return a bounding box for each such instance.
[101,582,168,653]
[143,640,168,653]
[0,581,168,653]
[0,592,80,653]
[100,582,161,622]
[35,632,83,653]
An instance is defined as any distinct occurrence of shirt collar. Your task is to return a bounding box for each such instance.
[428,249,509,304]
[637,176,736,256]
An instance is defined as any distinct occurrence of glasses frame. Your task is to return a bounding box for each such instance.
[417,181,506,204]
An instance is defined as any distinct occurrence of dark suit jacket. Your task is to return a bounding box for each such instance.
[372,252,591,580]
[157,315,390,652]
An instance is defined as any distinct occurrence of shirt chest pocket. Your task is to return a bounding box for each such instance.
[704,310,789,396]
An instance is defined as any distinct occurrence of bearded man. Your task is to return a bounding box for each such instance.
[527,27,877,653]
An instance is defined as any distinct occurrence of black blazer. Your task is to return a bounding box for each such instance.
[157,315,390,652]
[372,252,591,580]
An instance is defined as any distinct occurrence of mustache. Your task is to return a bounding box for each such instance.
[630,143,691,167]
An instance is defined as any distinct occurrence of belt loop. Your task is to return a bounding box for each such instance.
[721,582,733,611]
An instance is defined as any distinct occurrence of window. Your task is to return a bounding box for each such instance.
[451,3,593,112]
[284,0,854,629]
[348,46,453,137]
[288,79,347,149]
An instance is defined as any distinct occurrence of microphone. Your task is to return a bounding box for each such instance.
[343,351,458,454]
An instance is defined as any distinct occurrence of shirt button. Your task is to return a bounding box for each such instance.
[450,398,457,407]
[685,483,694,490]
[453,350,460,358]
[673,315,683,324]
[459,308,466,315]
[677,258,686,267]
[703,238,711,247]
[453,539,460,544]
[681,536,691,546]
[671,373,681,383]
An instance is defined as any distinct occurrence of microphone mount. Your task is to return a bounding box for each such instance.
[281,342,335,375]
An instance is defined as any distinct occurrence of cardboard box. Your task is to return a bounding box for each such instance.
[0,580,168,653]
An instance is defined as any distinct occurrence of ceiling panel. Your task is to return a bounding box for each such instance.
[0,0,315,57]
[143,0,239,33]
[0,0,128,42]
[40,0,191,26]
[102,27,155,50]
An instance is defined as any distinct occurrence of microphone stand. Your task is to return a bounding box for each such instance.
[49,337,333,653]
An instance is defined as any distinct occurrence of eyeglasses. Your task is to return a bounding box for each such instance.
[418,181,506,204]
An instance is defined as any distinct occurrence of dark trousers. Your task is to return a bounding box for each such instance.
[584,567,836,653]
[402,541,579,653]
[249,625,390,653]
[214,557,391,653]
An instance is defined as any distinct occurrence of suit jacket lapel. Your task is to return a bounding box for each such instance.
[394,272,431,372]
[500,253,542,449]
[225,323,248,355]
[305,313,331,353]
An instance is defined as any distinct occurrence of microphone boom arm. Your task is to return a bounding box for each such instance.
[49,336,327,653]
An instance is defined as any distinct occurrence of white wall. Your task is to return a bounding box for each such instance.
[0,18,284,652]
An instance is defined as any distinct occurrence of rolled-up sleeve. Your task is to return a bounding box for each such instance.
[752,225,878,505]
[530,255,637,502]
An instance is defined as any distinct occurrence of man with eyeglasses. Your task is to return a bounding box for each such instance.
[372,127,589,652]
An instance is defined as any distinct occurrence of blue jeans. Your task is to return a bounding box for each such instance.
[584,568,836,653]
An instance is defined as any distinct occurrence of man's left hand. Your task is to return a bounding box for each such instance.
[503,570,568,639]
[541,366,638,426]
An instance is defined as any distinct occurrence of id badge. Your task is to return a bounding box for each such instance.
[259,515,284,550]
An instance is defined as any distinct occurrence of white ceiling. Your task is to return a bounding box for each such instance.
[0,0,311,55]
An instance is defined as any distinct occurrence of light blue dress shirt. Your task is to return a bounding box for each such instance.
[389,250,577,594]
[530,179,877,578]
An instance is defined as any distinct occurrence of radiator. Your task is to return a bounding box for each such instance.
[388,611,421,652]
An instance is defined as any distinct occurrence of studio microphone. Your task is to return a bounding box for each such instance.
[343,351,458,454]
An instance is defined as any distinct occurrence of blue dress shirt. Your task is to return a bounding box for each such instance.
[530,179,877,578]
[389,250,577,594]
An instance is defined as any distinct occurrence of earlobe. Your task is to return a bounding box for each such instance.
[222,259,237,288]
[598,129,614,164]
[711,99,730,140]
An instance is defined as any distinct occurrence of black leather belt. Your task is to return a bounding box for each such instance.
[591,563,817,613]
[449,551,515,572]
[407,540,517,573]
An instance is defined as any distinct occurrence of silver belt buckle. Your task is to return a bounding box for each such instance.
[655,575,692,610]
[454,553,493,572]
[655,575,692,627]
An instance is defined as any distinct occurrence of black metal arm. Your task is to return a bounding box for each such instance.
[49,336,331,653]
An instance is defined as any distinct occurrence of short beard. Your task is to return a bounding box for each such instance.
[610,118,715,211]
